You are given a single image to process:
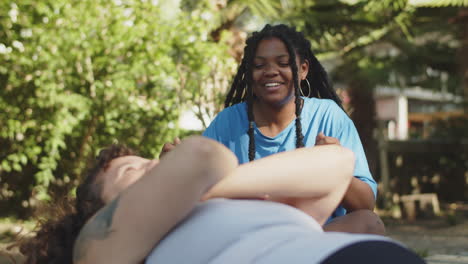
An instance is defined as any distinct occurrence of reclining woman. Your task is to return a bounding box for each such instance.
[17,136,424,264]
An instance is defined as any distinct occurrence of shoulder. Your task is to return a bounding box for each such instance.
[207,102,247,127]
[213,102,247,121]
[302,97,347,120]
[303,97,341,111]
[204,102,247,138]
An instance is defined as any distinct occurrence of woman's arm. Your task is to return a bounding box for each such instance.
[315,132,375,211]
[340,178,376,211]
[202,145,354,225]
[73,136,238,264]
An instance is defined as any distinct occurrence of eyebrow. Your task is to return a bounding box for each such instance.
[254,54,289,60]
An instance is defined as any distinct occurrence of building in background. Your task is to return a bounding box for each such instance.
[374,86,464,140]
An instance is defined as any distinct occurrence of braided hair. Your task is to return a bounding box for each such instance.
[224,24,343,161]
[16,144,135,264]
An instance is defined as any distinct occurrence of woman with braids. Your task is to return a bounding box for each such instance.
[200,24,384,234]
[16,136,424,264]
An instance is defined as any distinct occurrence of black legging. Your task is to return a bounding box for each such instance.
[321,241,426,264]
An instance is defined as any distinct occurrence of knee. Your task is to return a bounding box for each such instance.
[324,210,386,235]
[353,209,386,235]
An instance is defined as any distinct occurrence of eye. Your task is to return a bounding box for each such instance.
[279,62,289,67]
[254,64,264,69]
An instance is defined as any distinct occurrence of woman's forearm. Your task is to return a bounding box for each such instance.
[341,177,375,211]
[204,145,355,201]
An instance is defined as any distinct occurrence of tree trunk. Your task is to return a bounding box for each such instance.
[347,78,379,180]
[459,8,468,113]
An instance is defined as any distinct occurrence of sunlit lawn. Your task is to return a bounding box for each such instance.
[0,218,35,264]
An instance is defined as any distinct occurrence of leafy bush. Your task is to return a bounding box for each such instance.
[0,0,236,217]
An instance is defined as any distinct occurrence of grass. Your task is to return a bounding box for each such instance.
[0,217,33,264]
[413,248,430,258]
[0,217,35,242]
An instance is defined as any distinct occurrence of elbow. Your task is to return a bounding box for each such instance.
[348,197,375,212]
[349,200,375,212]
[181,136,238,185]
[343,181,376,212]
[344,200,374,213]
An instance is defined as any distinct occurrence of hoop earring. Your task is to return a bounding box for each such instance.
[300,79,311,97]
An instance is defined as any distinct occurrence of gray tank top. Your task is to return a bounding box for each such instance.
[145,199,390,264]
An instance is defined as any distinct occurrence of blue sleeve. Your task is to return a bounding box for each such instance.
[203,109,232,145]
[203,118,217,140]
[328,106,377,199]
[203,115,220,141]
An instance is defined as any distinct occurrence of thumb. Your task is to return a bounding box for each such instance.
[316,132,325,141]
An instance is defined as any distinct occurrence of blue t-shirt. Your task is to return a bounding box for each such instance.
[203,97,377,218]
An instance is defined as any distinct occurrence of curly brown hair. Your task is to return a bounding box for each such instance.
[15,144,136,264]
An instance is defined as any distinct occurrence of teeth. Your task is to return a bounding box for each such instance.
[265,83,280,87]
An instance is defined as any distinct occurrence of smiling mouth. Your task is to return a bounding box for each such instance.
[262,82,284,93]
[264,82,282,87]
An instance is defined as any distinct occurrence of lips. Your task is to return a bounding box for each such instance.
[263,81,284,92]
[265,82,281,87]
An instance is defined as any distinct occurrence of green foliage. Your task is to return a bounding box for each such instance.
[445,210,460,226]
[409,0,468,7]
[0,0,235,216]
[413,248,429,258]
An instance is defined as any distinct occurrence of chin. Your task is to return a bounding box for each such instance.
[258,94,295,107]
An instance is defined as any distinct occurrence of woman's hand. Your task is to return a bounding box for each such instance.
[315,132,340,146]
[159,137,181,158]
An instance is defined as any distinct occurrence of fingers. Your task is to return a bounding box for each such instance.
[159,143,175,158]
[315,132,325,145]
[316,132,325,141]
[315,132,340,146]
[159,137,182,158]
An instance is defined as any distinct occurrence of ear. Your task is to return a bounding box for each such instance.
[300,59,309,80]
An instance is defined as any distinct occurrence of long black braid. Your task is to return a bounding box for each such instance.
[224,24,342,161]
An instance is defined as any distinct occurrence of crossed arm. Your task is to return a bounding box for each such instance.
[73,137,237,264]
[315,132,375,212]
[73,136,355,264]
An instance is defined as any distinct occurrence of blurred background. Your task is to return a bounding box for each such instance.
[1,0,467,261]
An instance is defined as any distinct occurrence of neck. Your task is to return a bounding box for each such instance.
[253,96,301,137]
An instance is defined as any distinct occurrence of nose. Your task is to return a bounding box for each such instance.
[263,64,279,77]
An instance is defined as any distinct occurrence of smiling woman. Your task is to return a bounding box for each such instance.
[252,37,309,108]
[201,24,385,235]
